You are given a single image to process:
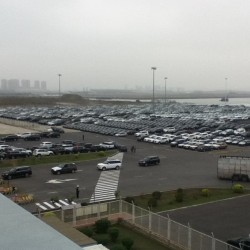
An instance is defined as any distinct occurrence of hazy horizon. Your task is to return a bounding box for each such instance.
[1,1,250,92]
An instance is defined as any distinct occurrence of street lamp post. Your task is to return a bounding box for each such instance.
[225,77,228,101]
[58,74,62,96]
[151,67,157,112]
[164,77,167,104]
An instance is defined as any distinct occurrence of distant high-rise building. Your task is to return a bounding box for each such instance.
[8,79,19,90]
[21,80,30,89]
[40,81,47,90]
[1,79,8,90]
[34,80,40,89]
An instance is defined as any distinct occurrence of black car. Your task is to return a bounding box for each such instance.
[1,134,19,142]
[5,149,30,159]
[1,166,32,180]
[116,144,128,152]
[0,152,6,160]
[138,156,160,166]
[72,146,89,153]
[51,126,65,133]
[24,133,41,141]
[227,237,250,249]
[51,163,77,175]
[89,145,103,152]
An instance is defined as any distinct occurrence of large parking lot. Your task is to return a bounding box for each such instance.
[1,102,250,242]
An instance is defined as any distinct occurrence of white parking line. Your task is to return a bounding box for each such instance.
[43,202,55,209]
[36,203,48,210]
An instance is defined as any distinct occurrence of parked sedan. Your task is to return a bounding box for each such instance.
[1,134,19,142]
[51,163,77,175]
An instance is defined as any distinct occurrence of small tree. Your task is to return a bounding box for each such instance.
[148,197,157,208]
[152,191,162,200]
[81,227,94,237]
[201,188,210,197]
[175,188,184,202]
[122,237,134,250]
[115,190,120,199]
[95,219,111,233]
[108,227,119,242]
[232,184,244,194]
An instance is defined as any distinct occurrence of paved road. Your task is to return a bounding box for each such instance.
[2,131,250,241]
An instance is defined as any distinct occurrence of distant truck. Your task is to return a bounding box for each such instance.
[217,156,250,182]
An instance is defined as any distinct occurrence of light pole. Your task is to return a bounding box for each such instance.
[58,74,62,96]
[164,77,167,104]
[151,67,157,112]
[225,77,228,101]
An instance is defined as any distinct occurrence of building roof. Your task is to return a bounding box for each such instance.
[0,194,83,250]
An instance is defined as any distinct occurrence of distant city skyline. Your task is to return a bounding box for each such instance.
[1,79,47,92]
[1,1,250,92]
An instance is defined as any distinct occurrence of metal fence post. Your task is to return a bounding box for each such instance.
[188,222,192,250]
[132,201,135,225]
[211,232,215,250]
[149,210,152,232]
[167,214,171,240]
[73,205,76,226]
[98,202,100,219]
[61,208,64,222]
[119,198,122,216]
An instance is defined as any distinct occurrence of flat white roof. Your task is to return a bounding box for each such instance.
[0,194,82,250]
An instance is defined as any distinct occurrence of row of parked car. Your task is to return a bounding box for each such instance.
[136,127,250,152]
[0,127,65,142]
[0,139,128,160]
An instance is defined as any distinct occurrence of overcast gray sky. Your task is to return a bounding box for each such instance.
[1,0,250,92]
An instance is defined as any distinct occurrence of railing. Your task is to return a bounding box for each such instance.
[59,200,240,250]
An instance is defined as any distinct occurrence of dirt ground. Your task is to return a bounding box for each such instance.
[0,122,78,136]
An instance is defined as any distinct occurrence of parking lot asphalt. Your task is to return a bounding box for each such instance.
[3,130,250,241]
[160,194,250,241]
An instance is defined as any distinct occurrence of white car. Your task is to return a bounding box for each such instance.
[33,149,54,156]
[97,159,122,170]
[99,142,115,149]
[135,131,149,137]
[115,131,127,137]
[40,141,53,149]
[0,145,10,151]
[18,132,33,138]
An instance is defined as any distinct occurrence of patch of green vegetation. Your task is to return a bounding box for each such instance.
[127,188,250,212]
[0,150,115,168]
[78,223,172,250]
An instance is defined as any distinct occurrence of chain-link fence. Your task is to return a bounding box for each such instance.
[59,200,240,250]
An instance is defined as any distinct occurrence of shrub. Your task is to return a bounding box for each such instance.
[97,238,110,246]
[124,197,135,204]
[122,237,134,250]
[148,197,157,208]
[111,245,126,250]
[201,188,210,197]
[82,227,94,237]
[175,188,184,202]
[50,196,59,203]
[95,219,111,233]
[98,151,106,157]
[232,184,244,194]
[108,227,119,242]
[152,191,162,200]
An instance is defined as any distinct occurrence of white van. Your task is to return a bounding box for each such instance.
[40,141,53,149]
